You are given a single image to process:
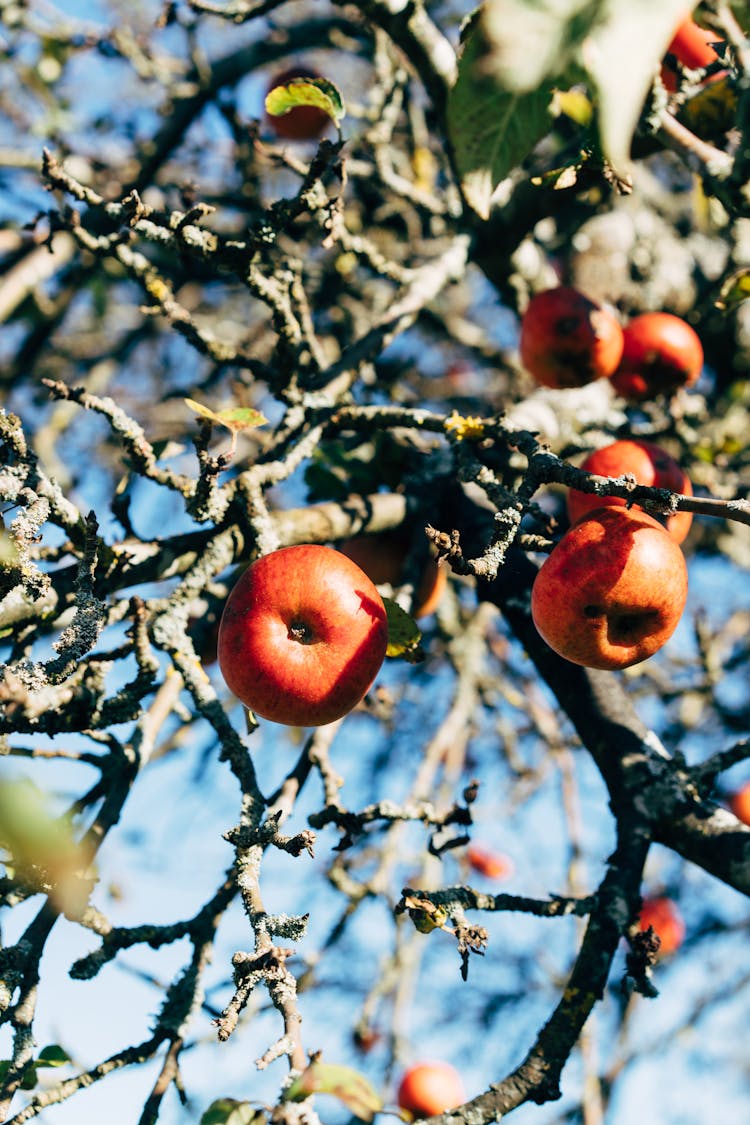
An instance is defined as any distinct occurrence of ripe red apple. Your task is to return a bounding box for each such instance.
[610,312,703,401]
[662,12,723,88]
[669,14,722,70]
[265,67,330,142]
[340,530,447,619]
[728,782,750,827]
[217,545,388,726]
[566,439,693,544]
[397,1062,466,1119]
[638,895,685,957]
[531,507,688,670]
[519,286,624,389]
[466,844,513,881]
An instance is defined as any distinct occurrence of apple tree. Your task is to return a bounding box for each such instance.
[1,1,749,1123]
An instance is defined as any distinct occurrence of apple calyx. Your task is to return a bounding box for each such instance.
[289,620,316,644]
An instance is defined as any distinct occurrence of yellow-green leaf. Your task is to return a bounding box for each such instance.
[552,88,593,126]
[716,268,750,311]
[185,399,267,434]
[265,78,345,127]
[285,1061,382,1123]
[383,597,423,662]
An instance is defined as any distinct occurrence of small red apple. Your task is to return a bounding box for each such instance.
[728,782,750,827]
[669,14,722,70]
[531,507,688,670]
[217,545,388,726]
[661,13,724,91]
[466,844,513,881]
[519,286,624,389]
[610,312,703,401]
[566,439,693,544]
[265,66,330,142]
[340,530,447,619]
[638,895,685,957]
[397,1062,465,1120]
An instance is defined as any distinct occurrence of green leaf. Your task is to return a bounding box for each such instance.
[383,598,424,663]
[583,0,696,171]
[458,0,694,187]
[447,16,555,218]
[265,78,345,126]
[285,1061,382,1123]
[200,1098,260,1125]
[35,1046,71,1069]
[185,399,267,434]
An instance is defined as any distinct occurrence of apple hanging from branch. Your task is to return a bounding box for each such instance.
[566,439,694,544]
[531,507,688,671]
[609,312,704,400]
[217,545,388,726]
[519,286,624,389]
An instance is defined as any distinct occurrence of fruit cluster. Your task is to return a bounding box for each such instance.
[519,285,704,400]
[520,285,699,671]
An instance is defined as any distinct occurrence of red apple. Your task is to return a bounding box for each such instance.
[531,507,688,670]
[466,844,513,881]
[566,439,693,544]
[610,312,703,401]
[340,530,447,619]
[728,782,750,827]
[217,545,388,726]
[519,286,624,389]
[397,1062,466,1120]
[669,13,722,69]
[638,895,685,956]
[265,66,330,142]
[661,13,724,92]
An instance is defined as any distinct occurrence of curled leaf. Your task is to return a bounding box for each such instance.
[401,893,450,934]
[716,268,750,311]
[265,78,345,127]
